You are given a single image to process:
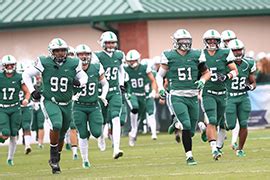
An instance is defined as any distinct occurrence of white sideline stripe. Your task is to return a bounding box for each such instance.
[4,169,268,179]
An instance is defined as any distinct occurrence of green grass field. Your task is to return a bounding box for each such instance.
[0,129,270,179]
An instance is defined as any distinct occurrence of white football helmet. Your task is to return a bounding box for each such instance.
[75,44,92,65]
[172,29,192,51]
[99,31,118,52]
[67,46,76,58]
[228,39,245,61]
[1,55,17,73]
[221,30,237,48]
[126,49,141,68]
[203,29,221,51]
[16,62,25,73]
[48,38,68,62]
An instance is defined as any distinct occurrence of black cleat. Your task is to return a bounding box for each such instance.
[48,160,61,174]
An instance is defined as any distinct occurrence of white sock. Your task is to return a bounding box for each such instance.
[79,138,88,162]
[198,122,206,133]
[147,114,157,137]
[231,121,240,145]
[210,140,217,153]
[217,128,226,148]
[24,135,31,148]
[8,136,17,160]
[186,151,193,159]
[65,129,71,144]
[72,146,78,155]
[130,112,138,138]
[112,117,121,153]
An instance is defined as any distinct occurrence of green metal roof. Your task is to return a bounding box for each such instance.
[1,0,270,29]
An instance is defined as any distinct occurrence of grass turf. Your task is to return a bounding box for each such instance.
[0,129,270,179]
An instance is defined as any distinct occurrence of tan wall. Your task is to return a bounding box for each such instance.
[1,16,269,62]
[148,16,270,58]
[0,25,102,62]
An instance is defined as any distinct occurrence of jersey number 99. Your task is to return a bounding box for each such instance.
[50,77,68,92]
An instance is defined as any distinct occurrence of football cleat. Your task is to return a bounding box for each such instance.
[7,159,14,166]
[212,150,222,160]
[82,161,91,169]
[48,160,61,174]
[25,147,32,155]
[151,134,157,140]
[236,150,246,157]
[231,142,238,151]
[97,136,106,151]
[168,119,182,134]
[129,134,136,147]
[217,148,224,155]
[38,144,44,149]
[113,150,124,159]
[73,154,79,160]
[186,157,197,166]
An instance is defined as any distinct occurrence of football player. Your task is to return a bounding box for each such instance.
[95,31,125,159]
[156,29,211,165]
[225,39,256,157]
[201,29,238,160]
[22,38,88,174]
[124,49,158,146]
[73,44,108,168]
[0,55,30,166]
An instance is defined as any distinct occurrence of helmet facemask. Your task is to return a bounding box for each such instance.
[127,60,139,68]
[204,38,221,51]
[174,38,192,51]
[77,52,92,69]
[52,48,68,63]
[232,48,245,61]
[103,41,118,53]
[3,63,16,74]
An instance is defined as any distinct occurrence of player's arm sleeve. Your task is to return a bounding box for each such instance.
[251,61,256,73]
[75,60,88,86]
[156,52,169,91]
[99,75,109,99]
[118,63,125,86]
[146,63,152,74]
[156,66,168,92]
[22,57,43,93]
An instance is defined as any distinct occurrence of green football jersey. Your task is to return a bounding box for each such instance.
[0,72,22,105]
[204,48,235,91]
[124,64,151,94]
[78,63,102,103]
[161,49,205,91]
[226,57,256,93]
[38,56,79,102]
[95,50,124,89]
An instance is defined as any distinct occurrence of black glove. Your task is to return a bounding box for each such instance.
[120,85,126,94]
[244,84,254,91]
[31,90,41,101]
[217,73,228,82]
[73,79,81,88]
